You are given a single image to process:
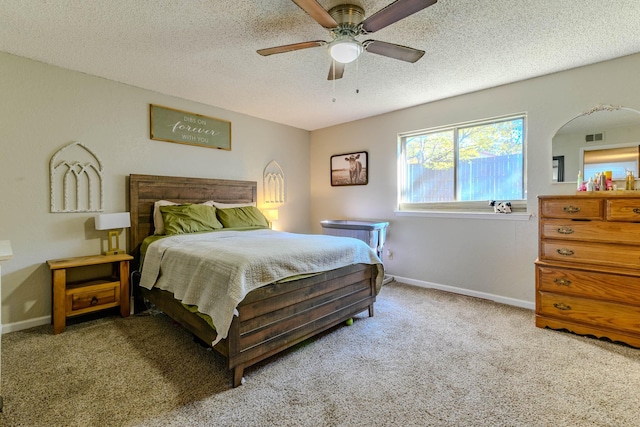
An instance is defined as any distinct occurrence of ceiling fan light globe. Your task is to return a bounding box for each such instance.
[329,40,363,64]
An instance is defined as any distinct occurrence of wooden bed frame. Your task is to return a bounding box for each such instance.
[128,174,379,387]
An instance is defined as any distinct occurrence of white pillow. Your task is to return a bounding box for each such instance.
[211,201,256,209]
[153,200,215,234]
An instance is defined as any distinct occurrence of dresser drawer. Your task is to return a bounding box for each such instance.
[540,198,603,220]
[65,280,120,315]
[540,219,640,244]
[606,199,640,222]
[538,291,640,334]
[536,265,640,304]
[540,240,640,268]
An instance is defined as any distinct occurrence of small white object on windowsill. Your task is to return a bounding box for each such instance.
[490,201,512,214]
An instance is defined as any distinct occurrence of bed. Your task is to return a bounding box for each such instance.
[128,174,383,387]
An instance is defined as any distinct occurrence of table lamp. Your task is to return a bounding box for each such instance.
[263,209,279,229]
[95,212,131,255]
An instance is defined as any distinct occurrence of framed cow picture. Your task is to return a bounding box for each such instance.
[330,151,368,186]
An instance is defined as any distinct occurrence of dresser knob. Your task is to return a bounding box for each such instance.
[557,248,575,256]
[562,206,581,213]
[553,303,571,311]
[633,208,640,214]
[557,227,574,234]
[90,296,98,306]
[553,278,571,286]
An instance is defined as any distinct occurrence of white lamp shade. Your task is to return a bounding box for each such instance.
[95,212,131,230]
[329,39,363,64]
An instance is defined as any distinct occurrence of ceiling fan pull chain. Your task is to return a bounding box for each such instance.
[356,55,360,94]
[332,59,337,102]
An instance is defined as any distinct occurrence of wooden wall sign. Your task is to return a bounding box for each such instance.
[150,104,231,150]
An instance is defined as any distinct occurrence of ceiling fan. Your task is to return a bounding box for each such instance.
[257,0,437,80]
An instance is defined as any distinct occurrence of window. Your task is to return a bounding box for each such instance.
[581,144,639,181]
[398,115,526,211]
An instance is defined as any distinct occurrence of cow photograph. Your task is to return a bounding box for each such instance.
[330,151,368,186]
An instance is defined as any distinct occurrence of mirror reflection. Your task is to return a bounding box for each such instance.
[551,105,640,183]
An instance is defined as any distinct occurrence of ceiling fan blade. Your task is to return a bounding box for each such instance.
[364,40,425,63]
[327,61,345,80]
[361,0,437,33]
[291,0,338,29]
[257,40,327,56]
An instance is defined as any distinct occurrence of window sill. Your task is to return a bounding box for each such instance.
[394,210,532,221]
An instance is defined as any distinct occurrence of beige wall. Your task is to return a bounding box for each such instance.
[0,52,310,331]
[310,53,640,307]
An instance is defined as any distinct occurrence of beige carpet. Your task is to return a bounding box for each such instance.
[2,282,639,427]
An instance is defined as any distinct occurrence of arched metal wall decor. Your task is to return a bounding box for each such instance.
[263,160,285,204]
[50,142,104,213]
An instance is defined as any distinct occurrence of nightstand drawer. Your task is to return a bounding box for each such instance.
[66,280,120,315]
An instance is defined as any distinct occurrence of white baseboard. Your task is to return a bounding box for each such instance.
[390,275,535,310]
[2,315,50,334]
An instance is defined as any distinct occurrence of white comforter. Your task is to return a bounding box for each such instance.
[140,229,383,345]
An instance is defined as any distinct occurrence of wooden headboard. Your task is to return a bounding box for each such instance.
[128,174,257,256]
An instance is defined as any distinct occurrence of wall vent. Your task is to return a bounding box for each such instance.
[585,132,604,143]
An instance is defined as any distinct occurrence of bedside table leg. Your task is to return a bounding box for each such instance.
[119,260,130,318]
[52,269,66,334]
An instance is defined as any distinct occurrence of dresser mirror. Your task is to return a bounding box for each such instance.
[551,105,640,183]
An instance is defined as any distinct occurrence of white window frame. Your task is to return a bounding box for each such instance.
[397,114,528,216]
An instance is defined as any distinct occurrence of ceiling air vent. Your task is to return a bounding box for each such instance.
[585,132,604,143]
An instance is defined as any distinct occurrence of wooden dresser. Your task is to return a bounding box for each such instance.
[536,194,640,347]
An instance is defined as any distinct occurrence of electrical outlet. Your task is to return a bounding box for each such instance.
[386,249,393,260]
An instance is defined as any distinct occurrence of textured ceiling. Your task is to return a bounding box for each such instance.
[2,0,640,131]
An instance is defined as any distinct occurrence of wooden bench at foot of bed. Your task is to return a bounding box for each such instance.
[139,262,377,387]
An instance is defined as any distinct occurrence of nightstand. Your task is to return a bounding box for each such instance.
[47,253,133,334]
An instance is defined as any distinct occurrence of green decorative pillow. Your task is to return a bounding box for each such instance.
[216,206,269,229]
[160,204,223,235]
